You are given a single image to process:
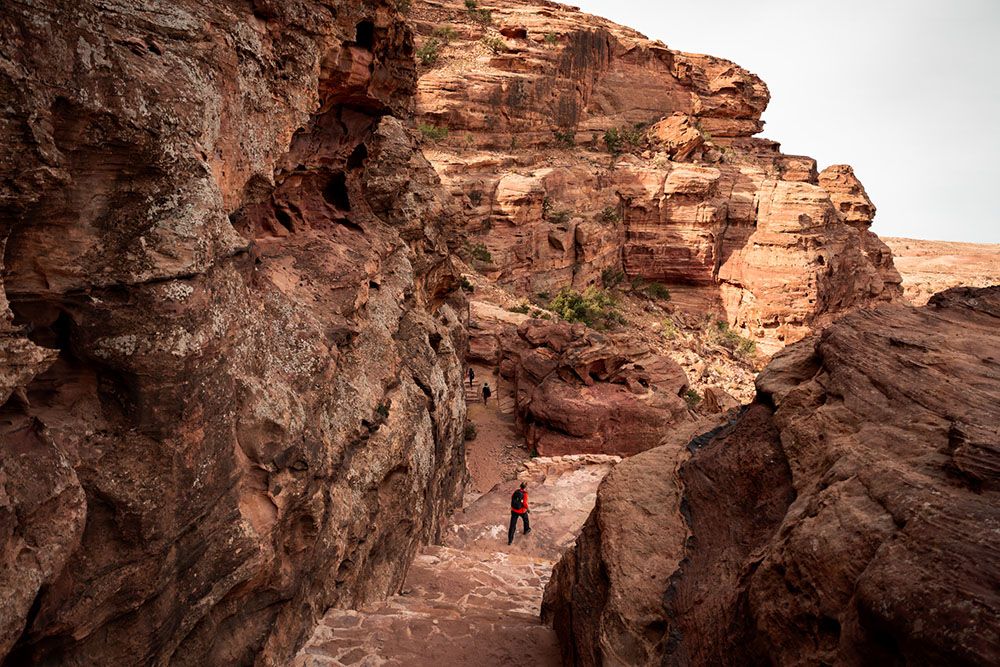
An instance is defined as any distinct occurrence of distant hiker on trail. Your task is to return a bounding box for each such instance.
[508,482,530,545]
[468,367,475,387]
[482,382,491,405]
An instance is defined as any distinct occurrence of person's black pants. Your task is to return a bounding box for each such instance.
[508,511,529,544]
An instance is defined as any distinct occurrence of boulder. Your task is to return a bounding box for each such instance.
[544,286,1000,665]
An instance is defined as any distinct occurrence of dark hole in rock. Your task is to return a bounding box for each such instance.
[429,332,442,352]
[500,27,528,39]
[347,143,368,170]
[323,172,351,211]
[274,207,293,232]
[356,20,375,50]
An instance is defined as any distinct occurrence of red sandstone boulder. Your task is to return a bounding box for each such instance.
[543,286,1000,665]
[504,321,691,456]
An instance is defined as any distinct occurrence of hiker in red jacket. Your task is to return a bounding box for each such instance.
[508,482,531,545]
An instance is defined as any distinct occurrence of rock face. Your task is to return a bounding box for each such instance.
[409,0,901,352]
[469,301,692,456]
[0,2,468,665]
[883,237,1000,306]
[543,286,1000,665]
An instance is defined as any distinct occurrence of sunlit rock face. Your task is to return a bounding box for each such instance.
[543,286,1000,666]
[0,1,469,664]
[410,0,901,353]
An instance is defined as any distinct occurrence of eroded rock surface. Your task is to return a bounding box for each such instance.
[544,286,1000,665]
[0,2,468,664]
[469,301,692,456]
[410,0,901,352]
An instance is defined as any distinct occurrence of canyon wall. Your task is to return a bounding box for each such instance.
[409,0,901,352]
[0,1,468,664]
[543,286,1000,665]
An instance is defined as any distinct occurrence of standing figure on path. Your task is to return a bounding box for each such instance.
[468,366,475,387]
[481,382,491,405]
[508,482,531,545]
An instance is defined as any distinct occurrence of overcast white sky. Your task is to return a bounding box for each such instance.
[568,0,1000,243]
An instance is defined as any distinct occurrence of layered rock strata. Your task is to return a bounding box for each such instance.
[543,286,1000,665]
[410,0,901,352]
[0,2,467,665]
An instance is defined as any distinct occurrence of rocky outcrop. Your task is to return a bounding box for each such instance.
[510,323,690,457]
[543,286,1000,665]
[0,2,468,665]
[409,0,901,352]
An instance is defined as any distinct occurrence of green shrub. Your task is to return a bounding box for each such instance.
[416,38,440,66]
[553,129,575,148]
[418,122,448,141]
[466,2,493,27]
[464,0,477,7]
[464,421,478,441]
[684,388,702,408]
[604,125,646,155]
[459,276,475,293]
[645,282,671,301]
[601,267,625,288]
[481,35,506,53]
[508,303,531,315]
[544,32,558,45]
[604,127,623,155]
[600,206,621,223]
[433,26,457,43]
[469,243,492,263]
[707,320,756,358]
[548,287,624,329]
[661,318,679,340]
[376,402,390,419]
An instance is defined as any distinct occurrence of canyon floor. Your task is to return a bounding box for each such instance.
[293,376,617,666]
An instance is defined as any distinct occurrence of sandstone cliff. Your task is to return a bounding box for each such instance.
[0,1,468,664]
[408,0,901,353]
[542,286,1000,665]
[884,237,1000,306]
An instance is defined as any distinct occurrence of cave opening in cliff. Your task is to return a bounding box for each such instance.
[324,172,351,211]
[347,143,367,170]
[355,20,374,50]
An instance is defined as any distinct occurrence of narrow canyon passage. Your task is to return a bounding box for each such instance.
[293,387,618,666]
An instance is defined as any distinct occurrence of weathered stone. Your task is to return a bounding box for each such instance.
[0,2,467,664]
[544,286,1000,665]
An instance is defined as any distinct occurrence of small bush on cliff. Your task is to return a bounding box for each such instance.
[644,282,671,301]
[508,302,531,315]
[548,287,624,329]
[553,129,576,148]
[604,125,646,155]
[604,127,624,155]
[544,32,558,45]
[465,2,493,27]
[433,26,457,44]
[684,388,702,408]
[418,123,449,141]
[464,421,478,441]
[661,318,679,340]
[459,276,475,293]
[481,35,506,54]
[600,206,621,223]
[601,267,625,288]
[707,320,757,358]
[417,38,441,66]
[469,243,493,263]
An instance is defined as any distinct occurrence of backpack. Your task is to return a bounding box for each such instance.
[511,489,524,511]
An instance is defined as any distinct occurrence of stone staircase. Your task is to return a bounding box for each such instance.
[293,455,620,667]
[463,378,484,404]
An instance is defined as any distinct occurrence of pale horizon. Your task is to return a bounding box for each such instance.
[566,0,1000,244]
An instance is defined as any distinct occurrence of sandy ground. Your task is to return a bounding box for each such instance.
[463,363,531,496]
[884,237,1000,305]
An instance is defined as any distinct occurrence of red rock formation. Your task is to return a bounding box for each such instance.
[543,286,1000,665]
[409,0,902,352]
[503,318,690,456]
[0,1,467,664]
[883,237,1000,306]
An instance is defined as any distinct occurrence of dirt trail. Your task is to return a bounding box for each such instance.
[293,435,619,666]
